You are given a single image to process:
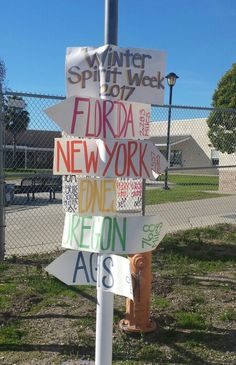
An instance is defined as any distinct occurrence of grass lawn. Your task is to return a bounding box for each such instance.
[0,223,235,364]
[5,168,52,181]
[164,174,219,187]
[146,174,223,205]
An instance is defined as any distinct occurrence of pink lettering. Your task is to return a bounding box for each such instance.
[56,140,71,173]
[71,140,83,173]
[139,143,150,177]
[115,144,127,176]
[102,141,118,176]
[127,141,138,176]
[71,97,90,134]
[83,141,99,174]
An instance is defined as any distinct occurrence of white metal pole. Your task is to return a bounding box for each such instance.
[95,265,114,365]
[95,2,118,364]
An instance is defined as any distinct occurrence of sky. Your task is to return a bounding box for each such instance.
[1,0,236,106]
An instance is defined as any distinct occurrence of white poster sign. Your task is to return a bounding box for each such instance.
[66,45,166,104]
[45,250,133,300]
[62,213,168,254]
[53,138,167,180]
[45,96,150,140]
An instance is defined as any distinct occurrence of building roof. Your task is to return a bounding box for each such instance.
[4,129,191,150]
[149,135,192,147]
[4,129,61,149]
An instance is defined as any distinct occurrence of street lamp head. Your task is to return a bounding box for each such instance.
[165,72,179,87]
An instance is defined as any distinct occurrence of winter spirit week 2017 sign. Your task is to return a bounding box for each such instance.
[66,45,166,104]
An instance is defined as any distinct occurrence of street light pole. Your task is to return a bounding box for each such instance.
[163,72,179,190]
[104,0,118,45]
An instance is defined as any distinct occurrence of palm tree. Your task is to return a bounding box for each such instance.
[5,96,30,169]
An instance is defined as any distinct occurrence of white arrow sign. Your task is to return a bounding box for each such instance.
[53,138,167,180]
[45,250,133,300]
[62,213,168,254]
[66,45,166,104]
[45,96,150,139]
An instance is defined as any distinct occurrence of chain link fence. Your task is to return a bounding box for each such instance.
[2,91,236,257]
[147,104,236,231]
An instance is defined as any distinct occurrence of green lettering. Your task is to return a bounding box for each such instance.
[101,217,112,251]
[70,214,80,247]
[80,216,92,249]
[92,217,101,250]
[112,218,126,251]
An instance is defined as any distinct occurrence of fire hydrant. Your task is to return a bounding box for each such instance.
[120,252,156,333]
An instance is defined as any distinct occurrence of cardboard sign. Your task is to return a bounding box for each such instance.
[62,213,168,254]
[63,177,116,215]
[53,138,167,180]
[116,178,142,212]
[62,176,142,214]
[62,175,79,213]
[45,96,150,139]
[45,250,133,300]
[66,45,166,104]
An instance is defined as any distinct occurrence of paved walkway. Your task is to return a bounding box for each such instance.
[4,194,236,257]
[146,195,236,232]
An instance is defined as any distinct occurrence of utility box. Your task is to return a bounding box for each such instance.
[5,183,15,205]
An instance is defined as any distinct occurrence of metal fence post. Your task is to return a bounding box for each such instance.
[0,81,5,261]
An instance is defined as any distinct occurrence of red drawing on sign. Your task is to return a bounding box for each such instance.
[151,152,161,174]
[55,139,150,178]
[71,97,135,138]
[139,109,150,137]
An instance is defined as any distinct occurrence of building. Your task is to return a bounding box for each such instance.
[4,120,236,193]
[4,129,61,169]
[150,118,236,175]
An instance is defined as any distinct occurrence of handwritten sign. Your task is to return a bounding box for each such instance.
[66,45,166,104]
[62,175,79,212]
[45,250,133,300]
[62,213,168,254]
[45,96,150,139]
[53,138,167,180]
[116,178,142,212]
[81,178,116,215]
[62,176,142,214]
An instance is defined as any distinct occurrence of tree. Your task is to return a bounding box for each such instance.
[207,63,236,154]
[5,95,30,168]
[0,59,6,86]
[0,59,30,168]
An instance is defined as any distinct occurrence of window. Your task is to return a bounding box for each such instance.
[170,150,182,167]
[160,149,183,167]
[211,149,219,166]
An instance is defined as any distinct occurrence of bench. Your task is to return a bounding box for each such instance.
[14,175,62,201]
